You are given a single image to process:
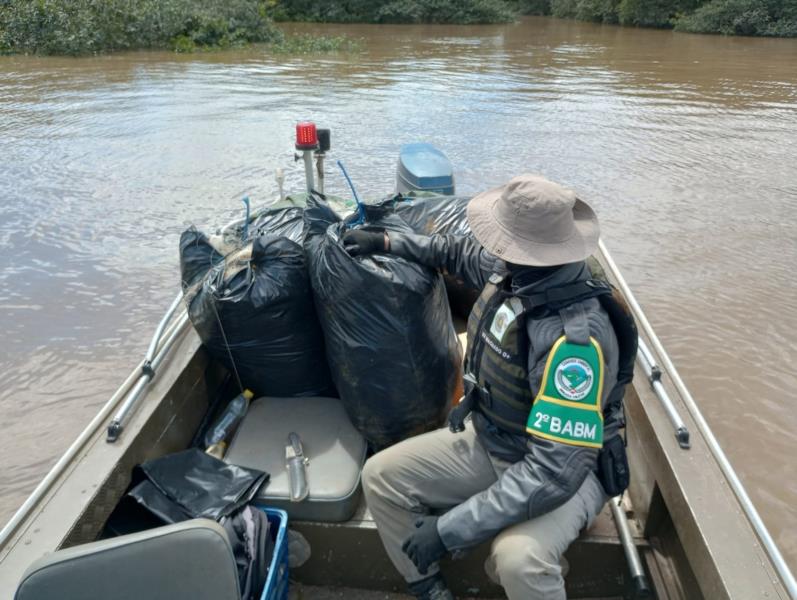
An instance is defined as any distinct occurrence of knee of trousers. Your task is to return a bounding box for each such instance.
[489,528,561,582]
[361,451,394,498]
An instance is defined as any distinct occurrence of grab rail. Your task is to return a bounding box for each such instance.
[106,292,186,442]
[636,338,690,449]
[610,496,651,597]
[599,239,797,599]
[0,294,190,549]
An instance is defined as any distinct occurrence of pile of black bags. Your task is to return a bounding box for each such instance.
[180,194,471,449]
[303,195,462,449]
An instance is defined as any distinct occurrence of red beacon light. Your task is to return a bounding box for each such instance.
[295,122,318,150]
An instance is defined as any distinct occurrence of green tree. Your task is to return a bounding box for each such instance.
[271,0,514,23]
[0,0,280,55]
[618,0,703,27]
[508,0,553,15]
[675,0,797,35]
[550,0,620,23]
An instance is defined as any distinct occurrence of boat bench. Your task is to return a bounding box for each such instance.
[290,497,645,599]
[14,519,240,600]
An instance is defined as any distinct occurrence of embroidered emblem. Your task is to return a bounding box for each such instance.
[554,357,594,401]
[489,302,516,342]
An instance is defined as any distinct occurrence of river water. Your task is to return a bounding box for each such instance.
[1,16,796,568]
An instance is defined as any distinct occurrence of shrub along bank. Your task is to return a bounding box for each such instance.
[675,0,797,36]
[274,0,797,35]
[269,0,515,24]
[0,0,281,55]
[512,0,797,35]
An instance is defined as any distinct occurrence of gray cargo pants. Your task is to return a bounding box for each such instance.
[362,425,606,600]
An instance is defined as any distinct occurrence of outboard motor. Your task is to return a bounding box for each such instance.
[397,143,455,195]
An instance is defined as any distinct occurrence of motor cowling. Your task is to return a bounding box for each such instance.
[397,143,455,196]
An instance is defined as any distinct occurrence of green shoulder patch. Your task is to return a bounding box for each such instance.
[526,336,605,449]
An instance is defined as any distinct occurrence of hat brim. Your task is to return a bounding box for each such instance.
[466,186,600,267]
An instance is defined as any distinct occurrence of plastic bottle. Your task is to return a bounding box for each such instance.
[204,389,254,450]
[205,441,227,460]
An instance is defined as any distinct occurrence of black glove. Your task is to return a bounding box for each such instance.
[342,229,387,256]
[448,373,477,433]
[401,516,447,575]
[447,397,472,433]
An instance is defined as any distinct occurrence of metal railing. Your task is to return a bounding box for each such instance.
[0,294,190,549]
[599,239,797,600]
[636,338,690,449]
[106,292,186,442]
[610,496,651,598]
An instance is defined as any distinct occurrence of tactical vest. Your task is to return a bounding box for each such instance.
[465,273,638,445]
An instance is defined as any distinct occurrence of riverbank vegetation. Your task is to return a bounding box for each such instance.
[1,0,794,55]
[275,0,797,36]
[0,0,360,55]
[269,0,516,24]
[515,0,797,36]
[0,0,279,55]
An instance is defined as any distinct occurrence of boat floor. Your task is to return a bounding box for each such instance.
[289,583,487,599]
[288,583,622,599]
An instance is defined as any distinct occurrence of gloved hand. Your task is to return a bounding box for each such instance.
[447,397,472,433]
[448,373,477,433]
[401,516,446,575]
[342,229,388,256]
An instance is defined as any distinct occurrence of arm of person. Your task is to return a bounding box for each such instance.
[436,437,598,551]
[387,232,498,291]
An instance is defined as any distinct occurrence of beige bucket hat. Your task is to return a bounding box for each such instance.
[466,174,599,266]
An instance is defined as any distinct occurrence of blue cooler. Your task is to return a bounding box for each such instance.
[259,508,289,600]
[397,143,455,196]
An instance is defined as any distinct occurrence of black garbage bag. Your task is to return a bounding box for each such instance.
[250,204,305,243]
[303,194,462,449]
[180,229,334,398]
[126,449,272,600]
[388,195,479,319]
[129,448,268,521]
[179,227,224,289]
[391,194,472,237]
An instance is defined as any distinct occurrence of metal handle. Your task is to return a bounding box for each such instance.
[636,338,690,449]
[287,432,309,502]
[610,497,651,598]
[107,291,186,442]
[289,431,304,456]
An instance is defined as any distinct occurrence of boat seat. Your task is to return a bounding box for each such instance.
[14,519,240,600]
[225,395,367,522]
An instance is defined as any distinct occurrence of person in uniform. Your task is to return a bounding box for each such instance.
[343,174,635,600]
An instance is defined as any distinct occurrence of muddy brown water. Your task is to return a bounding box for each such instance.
[1,16,796,573]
